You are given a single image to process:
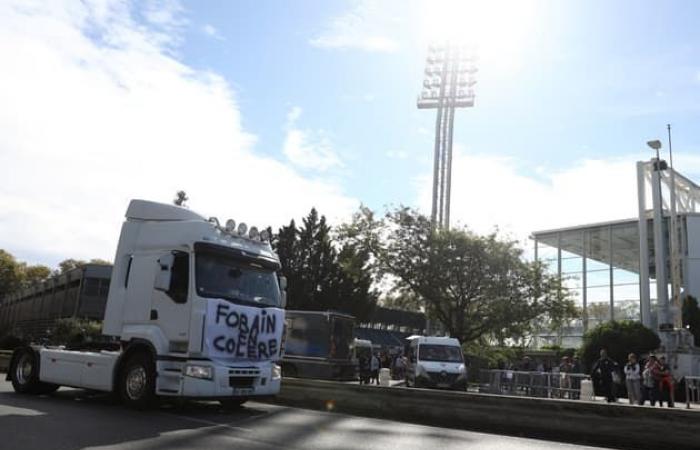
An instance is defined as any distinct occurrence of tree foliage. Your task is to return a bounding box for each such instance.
[56,258,111,275]
[1,250,113,301]
[579,321,660,371]
[682,295,700,346]
[0,249,52,299]
[50,318,103,346]
[338,206,576,344]
[272,208,377,321]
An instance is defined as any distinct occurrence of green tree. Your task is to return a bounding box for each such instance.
[273,209,377,321]
[0,250,52,299]
[682,295,700,346]
[0,249,24,300]
[22,264,52,285]
[56,258,111,275]
[579,321,660,371]
[339,206,576,344]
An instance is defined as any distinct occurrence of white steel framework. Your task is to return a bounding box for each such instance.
[418,44,477,229]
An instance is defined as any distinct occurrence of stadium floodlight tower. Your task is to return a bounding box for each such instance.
[418,43,477,230]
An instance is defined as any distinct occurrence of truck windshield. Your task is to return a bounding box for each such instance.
[418,344,463,363]
[195,248,280,307]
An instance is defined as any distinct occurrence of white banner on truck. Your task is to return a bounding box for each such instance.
[205,299,284,361]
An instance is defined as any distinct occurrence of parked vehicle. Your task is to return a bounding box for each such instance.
[282,311,356,380]
[405,335,467,391]
[6,200,287,409]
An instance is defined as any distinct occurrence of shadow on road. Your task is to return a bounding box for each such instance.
[0,385,477,450]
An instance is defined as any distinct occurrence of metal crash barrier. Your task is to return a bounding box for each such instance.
[685,376,700,409]
[479,369,590,399]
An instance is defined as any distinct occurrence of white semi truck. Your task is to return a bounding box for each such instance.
[7,200,287,409]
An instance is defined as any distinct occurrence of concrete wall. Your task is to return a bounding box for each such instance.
[270,379,700,450]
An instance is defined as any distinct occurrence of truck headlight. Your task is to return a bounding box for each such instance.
[184,364,213,380]
[272,363,282,380]
[457,364,467,379]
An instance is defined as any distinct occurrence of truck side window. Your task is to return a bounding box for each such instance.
[169,251,189,304]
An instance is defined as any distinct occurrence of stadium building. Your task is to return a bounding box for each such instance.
[531,159,700,375]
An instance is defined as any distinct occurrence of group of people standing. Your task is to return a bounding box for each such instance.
[593,349,675,407]
[359,351,404,385]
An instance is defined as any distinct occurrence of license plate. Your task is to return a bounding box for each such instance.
[233,388,253,395]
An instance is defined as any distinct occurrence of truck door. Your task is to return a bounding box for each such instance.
[151,251,191,352]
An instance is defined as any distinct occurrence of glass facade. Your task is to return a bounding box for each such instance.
[534,220,653,347]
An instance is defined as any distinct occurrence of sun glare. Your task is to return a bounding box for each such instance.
[418,0,539,71]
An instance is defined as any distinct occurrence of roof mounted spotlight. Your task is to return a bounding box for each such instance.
[208,217,220,227]
[249,226,260,240]
[225,219,236,233]
[260,229,270,242]
[237,222,248,236]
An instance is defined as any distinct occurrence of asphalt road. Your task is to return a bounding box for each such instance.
[0,380,608,450]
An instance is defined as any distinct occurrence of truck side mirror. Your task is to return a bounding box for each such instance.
[154,253,174,291]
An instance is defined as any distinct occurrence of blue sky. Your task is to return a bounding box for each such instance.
[2,0,700,267]
[178,0,700,204]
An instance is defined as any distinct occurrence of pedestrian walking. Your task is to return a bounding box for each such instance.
[370,352,380,385]
[559,356,573,398]
[571,356,582,400]
[657,356,675,407]
[641,355,659,406]
[624,353,641,405]
[358,355,370,384]
[591,348,618,402]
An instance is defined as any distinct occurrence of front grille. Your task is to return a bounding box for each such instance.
[428,371,458,385]
[229,377,255,388]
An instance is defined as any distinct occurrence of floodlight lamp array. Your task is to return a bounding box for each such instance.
[208,216,270,242]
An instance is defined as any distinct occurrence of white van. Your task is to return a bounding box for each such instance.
[405,336,466,391]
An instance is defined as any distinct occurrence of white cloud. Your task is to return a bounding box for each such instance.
[416,149,700,246]
[310,0,399,52]
[0,0,357,267]
[201,23,223,40]
[282,107,342,172]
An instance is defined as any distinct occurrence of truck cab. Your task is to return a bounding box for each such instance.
[8,200,286,408]
[405,335,467,391]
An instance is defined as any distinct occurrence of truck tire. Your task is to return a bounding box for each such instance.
[219,398,247,410]
[10,348,41,394]
[119,352,156,409]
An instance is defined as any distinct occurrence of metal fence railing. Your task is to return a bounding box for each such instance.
[685,376,700,409]
[479,369,590,399]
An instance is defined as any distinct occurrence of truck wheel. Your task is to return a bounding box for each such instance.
[119,352,156,409]
[220,398,247,410]
[10,348,41,394]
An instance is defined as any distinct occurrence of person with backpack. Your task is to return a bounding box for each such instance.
[624,353,641,405]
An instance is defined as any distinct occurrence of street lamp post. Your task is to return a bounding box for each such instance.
[646,139,672,333]
[666,124,682,329]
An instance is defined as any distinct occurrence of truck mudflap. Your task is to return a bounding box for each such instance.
[156,360,281,398]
